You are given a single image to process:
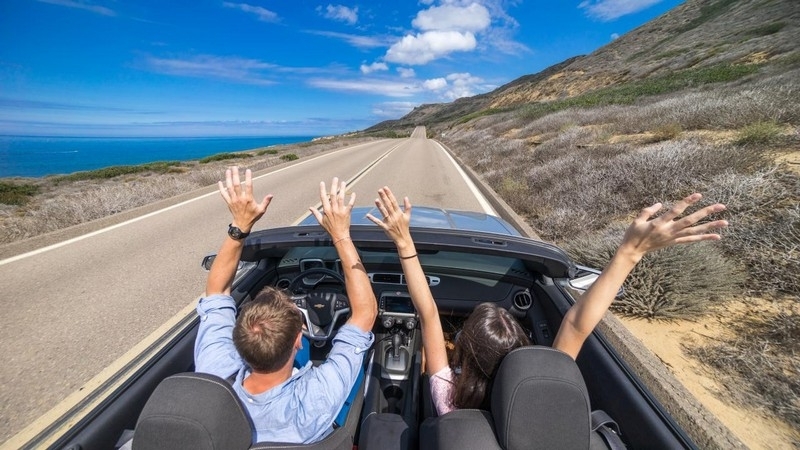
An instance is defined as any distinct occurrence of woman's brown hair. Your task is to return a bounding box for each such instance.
[450,303,531,410]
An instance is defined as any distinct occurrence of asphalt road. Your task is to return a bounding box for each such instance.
[0,127,494,442]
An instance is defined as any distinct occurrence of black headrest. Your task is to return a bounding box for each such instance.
[133,372,253,450]
[490,346,592,450]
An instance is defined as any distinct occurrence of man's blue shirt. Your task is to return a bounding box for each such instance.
[194,294,374,444]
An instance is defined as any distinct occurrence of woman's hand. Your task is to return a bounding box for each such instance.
[617,193,728,263]
[366,186,414,250]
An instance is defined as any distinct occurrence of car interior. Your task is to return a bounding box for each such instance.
[56,226,695,450]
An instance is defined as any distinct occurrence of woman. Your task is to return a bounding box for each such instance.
[367,187,727,415]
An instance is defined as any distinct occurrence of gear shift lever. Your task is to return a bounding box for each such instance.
[392,332,402,359]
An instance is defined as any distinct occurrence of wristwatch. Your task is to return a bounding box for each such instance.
[227,224,250,240]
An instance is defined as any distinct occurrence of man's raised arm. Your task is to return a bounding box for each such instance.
[310,178,377,332]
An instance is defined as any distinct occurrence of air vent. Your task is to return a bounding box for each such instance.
[275,278,291,289]
[371,273,402,284]
[513,290,532,311]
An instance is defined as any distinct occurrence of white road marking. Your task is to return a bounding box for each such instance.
[0,140,381,267]
[290,139,408,225]
[431,140,496,215]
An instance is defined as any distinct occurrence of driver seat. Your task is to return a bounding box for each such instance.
[419,346,623,449]
[132,371,364,450]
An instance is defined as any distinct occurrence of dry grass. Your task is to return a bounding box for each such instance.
[438,66,800,430]
[565,225,744,319]
[686,302,800,431]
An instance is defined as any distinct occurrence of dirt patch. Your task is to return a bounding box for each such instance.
[619,298,799,449]
[776,151,800,174]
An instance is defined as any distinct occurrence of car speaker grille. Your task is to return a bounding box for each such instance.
[513,291,532,310]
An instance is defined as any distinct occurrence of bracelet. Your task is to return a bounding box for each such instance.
[399,253,418,260]
[332,236,351,245]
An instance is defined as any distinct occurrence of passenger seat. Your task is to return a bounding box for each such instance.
[419,346,623,450]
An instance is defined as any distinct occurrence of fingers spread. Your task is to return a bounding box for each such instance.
[637,202,662,222]
[660,193,702,223]
[319,181,329,209]
[365,213,384,227]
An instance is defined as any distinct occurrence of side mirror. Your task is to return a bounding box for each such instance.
[568,265,624,298]
[201,255,216,271]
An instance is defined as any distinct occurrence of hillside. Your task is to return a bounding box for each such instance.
[367,0,798,132]
[368,0,800,448]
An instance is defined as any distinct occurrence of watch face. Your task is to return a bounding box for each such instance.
[228,225,247,239]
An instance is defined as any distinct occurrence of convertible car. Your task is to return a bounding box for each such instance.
[45,207,696,449]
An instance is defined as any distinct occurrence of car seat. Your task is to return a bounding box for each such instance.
[132,371,364,450]
[418,346,624,450]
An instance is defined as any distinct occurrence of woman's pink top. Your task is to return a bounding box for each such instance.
[429,366,456,415]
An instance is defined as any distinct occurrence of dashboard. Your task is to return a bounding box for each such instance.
[272,246,537,318]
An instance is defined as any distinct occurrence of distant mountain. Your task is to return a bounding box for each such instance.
[366,0,799,133]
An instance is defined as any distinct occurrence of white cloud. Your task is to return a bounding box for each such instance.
[318,4,358,25]
[143,55,277,85]
[223,2,279,22]
[578,0,663,21]
[360,62,389,74]
[36,0,115,16]
[412,3,490,33]
[385,30,477,65]
[423,78,447,90]
[442,72,484,100]
[309,78,423,97]
[304,30,389,49]
[611,32,620,40]
[372,101,418,118]
[397,67,416,78]
[379,1,526,65]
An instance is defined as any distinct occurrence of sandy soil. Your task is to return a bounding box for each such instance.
[619,299,799,449]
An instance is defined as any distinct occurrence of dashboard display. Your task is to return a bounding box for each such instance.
[383,295,415,314]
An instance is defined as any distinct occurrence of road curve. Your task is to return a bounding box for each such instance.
[0,127,494,442]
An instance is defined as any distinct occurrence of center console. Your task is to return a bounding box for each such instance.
[359,291,422,450]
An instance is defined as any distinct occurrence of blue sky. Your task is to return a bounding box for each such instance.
[0,0,683,137]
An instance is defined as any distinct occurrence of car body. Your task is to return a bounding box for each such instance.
[44,207,695,449]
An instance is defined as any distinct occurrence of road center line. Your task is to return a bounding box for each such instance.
[290,139,408,225]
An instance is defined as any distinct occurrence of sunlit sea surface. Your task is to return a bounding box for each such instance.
[0,135,316,178]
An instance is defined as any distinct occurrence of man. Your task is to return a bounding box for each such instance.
[194,167,377,444]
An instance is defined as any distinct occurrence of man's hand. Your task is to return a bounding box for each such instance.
[206,166,272,296]
[219,166,273,234]
[310,177,355,242]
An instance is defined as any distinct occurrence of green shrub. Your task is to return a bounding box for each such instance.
[53,161,184,182]
[744,21,786,38]
[198,152,253,164]
[256,149,279,155]
[687,306,800,428]
[280,153,299,161]
[650,123,682,142]
[0,181,40,205]
[734,121,783,146]
[566,226,744,320]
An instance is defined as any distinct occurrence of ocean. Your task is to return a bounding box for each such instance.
[0,135,316,178]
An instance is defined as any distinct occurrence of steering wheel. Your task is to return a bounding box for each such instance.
[288,268,350,342]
